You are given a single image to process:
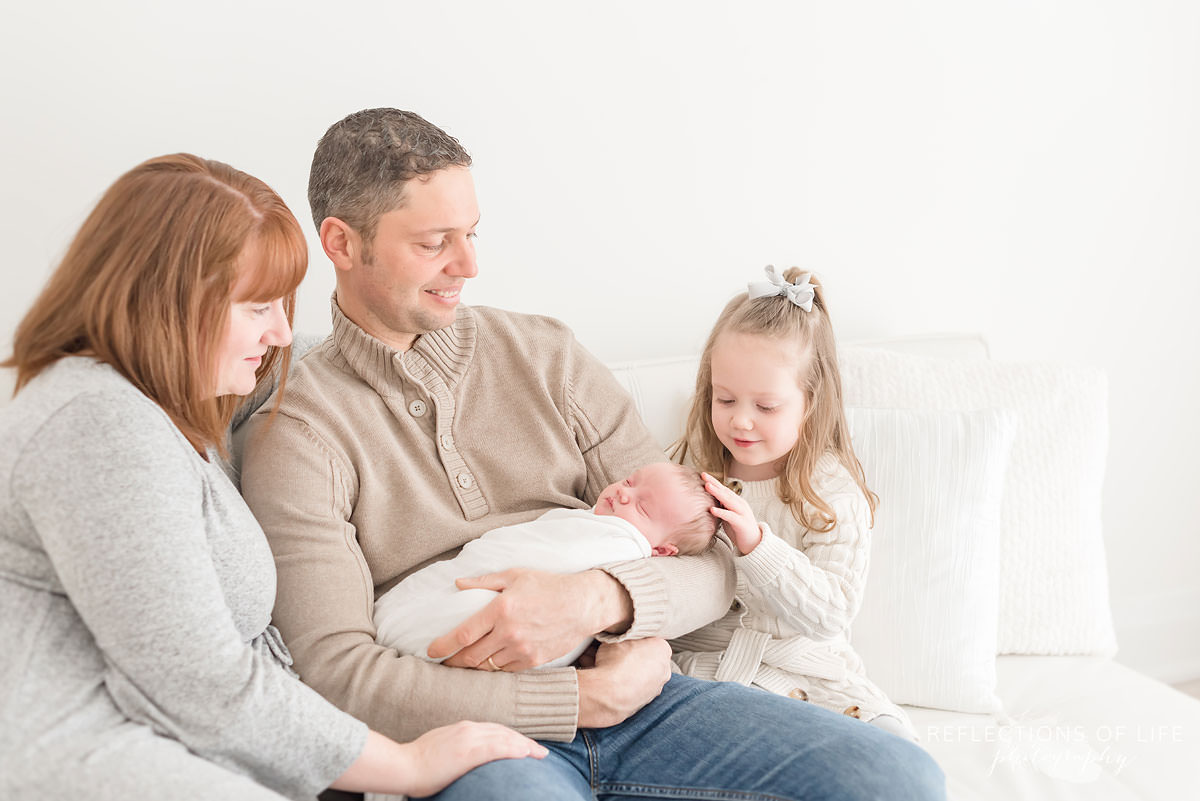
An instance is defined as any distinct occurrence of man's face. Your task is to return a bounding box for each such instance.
[594,463,692,554]
[348,166,480,349]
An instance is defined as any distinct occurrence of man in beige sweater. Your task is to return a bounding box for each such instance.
[238,108,945,801]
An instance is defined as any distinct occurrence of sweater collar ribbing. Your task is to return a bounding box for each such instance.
[329,295,476,395]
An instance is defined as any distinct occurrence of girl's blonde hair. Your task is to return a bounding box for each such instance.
[3,153,306,456]
[673,268,877,532]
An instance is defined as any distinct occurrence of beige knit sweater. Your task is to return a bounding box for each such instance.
[237,300,736,743]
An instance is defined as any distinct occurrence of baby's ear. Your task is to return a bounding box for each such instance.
[652,543,680,557]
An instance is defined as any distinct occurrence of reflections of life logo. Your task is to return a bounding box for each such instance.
[923,712,1185,782]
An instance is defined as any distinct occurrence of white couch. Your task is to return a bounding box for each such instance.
[607,335,1200,801]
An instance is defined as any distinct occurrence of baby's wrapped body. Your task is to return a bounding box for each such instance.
[374,509,650,668]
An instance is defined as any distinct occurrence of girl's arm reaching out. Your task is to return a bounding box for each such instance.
[703,473,871,640]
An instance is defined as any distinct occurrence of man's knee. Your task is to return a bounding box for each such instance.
[845,734,945,801]
[421,752,588,801]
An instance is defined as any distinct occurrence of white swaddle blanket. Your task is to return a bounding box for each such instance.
[373,508,652,668]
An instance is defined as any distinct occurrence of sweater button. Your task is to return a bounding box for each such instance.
[456,472,474,489]
[789,688,809,701]
[408,400,427,417]
[440,434,454,451]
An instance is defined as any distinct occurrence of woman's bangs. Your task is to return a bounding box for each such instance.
[234,214,308,303]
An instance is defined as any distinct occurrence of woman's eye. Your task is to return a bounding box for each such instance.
[252,305,272,316]
[715,398,734,406]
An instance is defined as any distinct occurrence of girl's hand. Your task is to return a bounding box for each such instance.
[702,472,763,555]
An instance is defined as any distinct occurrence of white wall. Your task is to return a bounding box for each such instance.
[3,1,1197,680]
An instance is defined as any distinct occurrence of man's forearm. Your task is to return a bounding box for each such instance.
[585,569,635,635]
[598,540,737,642]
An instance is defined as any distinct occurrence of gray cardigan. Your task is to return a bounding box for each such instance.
[0,358,366,799]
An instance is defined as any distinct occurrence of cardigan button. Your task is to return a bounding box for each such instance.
[440,433,454,451]
[456,472,474,489]
[843,705,863,719]
[408,400,427,417]
[789,688,809,701]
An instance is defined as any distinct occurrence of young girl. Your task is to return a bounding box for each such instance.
[671,265,916,741]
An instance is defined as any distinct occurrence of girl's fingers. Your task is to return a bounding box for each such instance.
[709,505,737,520]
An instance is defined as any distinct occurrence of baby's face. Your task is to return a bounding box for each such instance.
[593,462,691,555]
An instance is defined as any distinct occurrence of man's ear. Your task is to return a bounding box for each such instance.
[319,217,361,273]
[652,543,680,557]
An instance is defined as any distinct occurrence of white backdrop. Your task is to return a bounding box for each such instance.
[2,0,1197,681]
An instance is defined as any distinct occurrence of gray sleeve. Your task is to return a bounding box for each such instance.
[12,394,365,799]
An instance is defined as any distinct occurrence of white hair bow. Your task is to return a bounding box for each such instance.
[747,265,815,311]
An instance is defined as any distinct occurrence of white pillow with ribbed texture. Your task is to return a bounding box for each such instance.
[847,406,1016,713]
[840,348,1115,656]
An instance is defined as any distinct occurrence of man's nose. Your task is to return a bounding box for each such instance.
[446,236,478,278]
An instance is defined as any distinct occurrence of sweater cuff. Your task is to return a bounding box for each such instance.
[512,668,579,743]
[735,524,792,587]
[594,559,670,642]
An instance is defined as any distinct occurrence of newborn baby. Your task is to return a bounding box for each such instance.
[373,462,719,669]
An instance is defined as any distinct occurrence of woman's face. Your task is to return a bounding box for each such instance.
[213,246,293,397]
[213,296,292,397]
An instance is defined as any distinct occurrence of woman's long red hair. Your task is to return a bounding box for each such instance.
[3,153,307,455]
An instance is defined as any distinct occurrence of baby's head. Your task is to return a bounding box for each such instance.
[593,462,718,556]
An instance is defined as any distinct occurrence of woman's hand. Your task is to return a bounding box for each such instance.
[702,473,763,555]
[332,723,547,797]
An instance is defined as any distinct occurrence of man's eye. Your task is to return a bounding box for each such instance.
[420,242,445,253]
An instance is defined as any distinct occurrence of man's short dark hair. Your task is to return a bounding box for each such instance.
[307,108,472,247]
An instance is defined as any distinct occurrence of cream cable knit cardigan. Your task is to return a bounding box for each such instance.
[672,453,912,732]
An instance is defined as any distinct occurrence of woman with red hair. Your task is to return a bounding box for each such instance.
[0,154,544,800]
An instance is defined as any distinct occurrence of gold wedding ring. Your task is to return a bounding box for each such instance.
[486,656,500,671]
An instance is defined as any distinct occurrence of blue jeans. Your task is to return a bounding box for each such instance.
[423,674,945,800]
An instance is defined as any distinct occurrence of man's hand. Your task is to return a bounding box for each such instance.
[576,638,672,729]
[427,568,633,671]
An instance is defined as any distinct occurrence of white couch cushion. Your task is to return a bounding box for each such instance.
[847,406,1016,713]
[838,348,1115,656]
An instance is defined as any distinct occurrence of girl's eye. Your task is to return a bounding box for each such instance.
[757,405,778,413]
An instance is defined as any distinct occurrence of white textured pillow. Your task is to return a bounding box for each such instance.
[840,348,1115,656]
[847,406,1016,713]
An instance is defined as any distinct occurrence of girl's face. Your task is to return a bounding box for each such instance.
[710,331,808,481]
